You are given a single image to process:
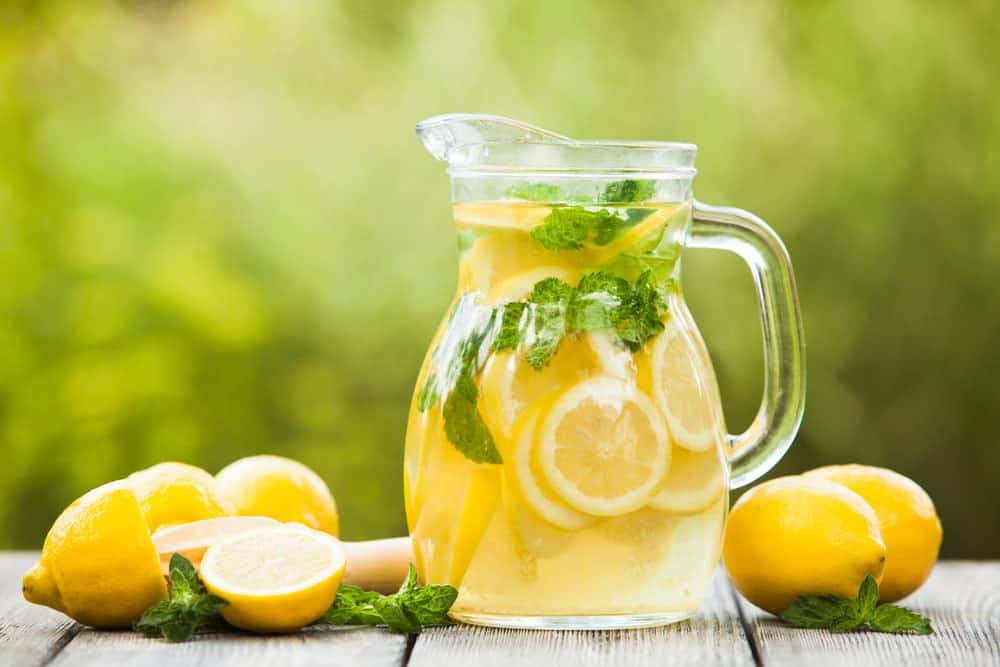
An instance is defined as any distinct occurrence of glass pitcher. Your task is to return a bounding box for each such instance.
[404,114,805,629]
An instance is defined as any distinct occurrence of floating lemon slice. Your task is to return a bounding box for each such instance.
[453,202,552,230]
[587,205,679,265]
[648,446,726,514]
[537,377,670,516]
[479,333,594,446]
[585,329,634,380]
[645,316,722,452]
[200,525,346,633]
[508,404,594,530]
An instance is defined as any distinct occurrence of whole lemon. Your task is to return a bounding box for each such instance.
[215,455,339,536]
[723,475,886,615]
[128,462,233,532]
[804,464,942,602]
[22,480,167,628]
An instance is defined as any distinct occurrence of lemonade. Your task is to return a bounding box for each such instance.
[404,194,730,626]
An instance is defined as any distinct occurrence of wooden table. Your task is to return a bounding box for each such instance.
[3,553,997,666]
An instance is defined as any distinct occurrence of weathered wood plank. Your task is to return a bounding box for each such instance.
[736,560,1000,667]
[408,568,755,667]
[49,625,408,667]
[0,552,82,667]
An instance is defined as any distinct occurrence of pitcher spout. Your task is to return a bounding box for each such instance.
[415,114,572,163]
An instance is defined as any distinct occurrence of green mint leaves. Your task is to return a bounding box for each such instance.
[780,575,933,635]
[134,553,228,642]
[321,565,457,633]
[504,182,565,202]
[418,270,669,462]
[529,206,655,251]
[504,179,656,204]
[136,558,456,641]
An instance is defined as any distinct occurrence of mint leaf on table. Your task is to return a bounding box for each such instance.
[134,554,228,642]
[600,179,656,203]
[505,182,565,202]
[320,565,457,633]
[780,575,933,635]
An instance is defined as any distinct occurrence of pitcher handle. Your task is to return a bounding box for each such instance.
[688,201,806,489]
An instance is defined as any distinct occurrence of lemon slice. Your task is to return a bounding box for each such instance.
[448,466,501,586]
[588,205,679,265]
[200,525,346,633]
[537,377,670,516]
[488,266,580,304]
[152,516,282,574]
[508,404,594,530]
[648,446,727,514]
[480,333,594,445]
[454,202,552,230]
[647,316,722,452]
[585,329,634,380]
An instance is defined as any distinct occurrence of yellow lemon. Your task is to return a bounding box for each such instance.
[648,445,727,514]
[128,462,232,533]
[200,524,345,633]
[536,377,670,516]
[22,480,167,628]
[803,464,942,603]
[215,455,339,536]
[723,475,886,615]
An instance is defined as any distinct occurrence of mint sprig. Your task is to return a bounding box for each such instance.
[321,565,457,633]
[780,575,933,635]
[134,553,228,642]
[418,270,669,462]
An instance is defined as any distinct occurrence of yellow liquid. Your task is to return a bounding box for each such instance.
[404,201,729,622]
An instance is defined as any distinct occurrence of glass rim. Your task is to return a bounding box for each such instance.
[444,140,699,178]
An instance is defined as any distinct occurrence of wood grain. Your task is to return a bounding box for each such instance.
[408,568,756,667]
[736,560,1000,667]
[48,625,409,667]
[0,551,82,667]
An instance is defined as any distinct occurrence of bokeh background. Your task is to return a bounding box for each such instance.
[1,1,998,556]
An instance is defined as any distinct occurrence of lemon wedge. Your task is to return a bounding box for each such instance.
[536,377,670,516]
[200,525,345,633]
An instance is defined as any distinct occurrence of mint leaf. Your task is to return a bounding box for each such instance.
[573,272,630,330]
[505,182,564,201]
[870,604,933,635]
[320,565,457,633]
[443,372,502,463]
[616,270,666,350]
[416,372,440,411]
[529,207,602,250]
[856,574,880,618]
[600,179,655,203]
[780,594,856,630]
[525,277,575,369]
[134,554,228,642]
[492,302,527,351]
[780,575,933,635]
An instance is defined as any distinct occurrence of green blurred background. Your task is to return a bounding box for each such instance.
[1,1,997,556]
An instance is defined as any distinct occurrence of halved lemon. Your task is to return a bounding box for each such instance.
[200,525,346,633]
[508,404,594,530]
[648,445,727,514]
[536,377,670,516]
[152,516,281,575]
[643,315,722,452]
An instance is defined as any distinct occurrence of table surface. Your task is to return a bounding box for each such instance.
[2,553,997,667]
